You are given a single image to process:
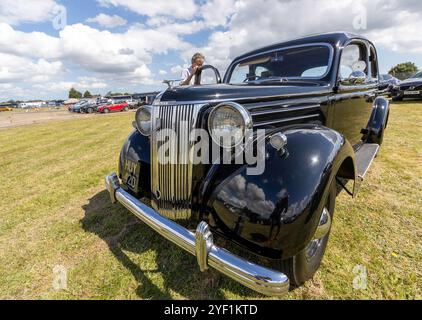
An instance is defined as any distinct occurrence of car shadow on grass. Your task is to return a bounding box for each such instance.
[80,190,262,300]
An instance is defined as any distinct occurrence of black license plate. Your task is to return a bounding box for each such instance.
[123,159,140,191]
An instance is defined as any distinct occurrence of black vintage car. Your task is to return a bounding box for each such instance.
[392,71,422,101]
[105,32,389,296]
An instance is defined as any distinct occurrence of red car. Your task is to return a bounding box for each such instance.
[97,101,129,114]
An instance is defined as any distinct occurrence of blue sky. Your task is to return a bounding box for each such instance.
[0,0,421,100]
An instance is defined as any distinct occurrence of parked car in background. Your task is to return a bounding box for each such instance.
[80,100,98,113]
[48,100,65,107]
[379,74,400,97]
[105,95,133,104]
[96,97,109,105]
[69,100,88,113]
[105,32,389,296]
[127,100,140,109]
[392,71,422,101]
[0,106,13,112]
[97,101,129,113]
[18,101,47,109]
[132,92,160,108]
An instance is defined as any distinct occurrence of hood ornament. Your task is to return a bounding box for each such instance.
[162,79,182,89]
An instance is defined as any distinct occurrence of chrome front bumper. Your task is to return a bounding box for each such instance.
[105,173,290,297]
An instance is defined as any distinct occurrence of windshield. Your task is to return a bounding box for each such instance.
[411,71,422,78]
[228,44,332,84]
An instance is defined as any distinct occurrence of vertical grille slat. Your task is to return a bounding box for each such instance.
[150,103,202,220]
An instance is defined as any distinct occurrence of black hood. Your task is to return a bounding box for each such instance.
[160,83,332,103]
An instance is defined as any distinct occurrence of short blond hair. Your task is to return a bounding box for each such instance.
[191,52,205,64]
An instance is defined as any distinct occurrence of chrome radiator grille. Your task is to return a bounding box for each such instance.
[150,104,202,220]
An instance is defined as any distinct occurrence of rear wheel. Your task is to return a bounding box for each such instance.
[87,107,94,114]
[277,179,336,288]
[103,108,110,114]
[123,106,129,112]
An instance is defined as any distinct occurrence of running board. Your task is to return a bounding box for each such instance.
[355,143,380,180]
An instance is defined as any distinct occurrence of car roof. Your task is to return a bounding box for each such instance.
[233,32,371,62]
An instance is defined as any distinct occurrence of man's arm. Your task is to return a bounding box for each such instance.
[179,67,198,86]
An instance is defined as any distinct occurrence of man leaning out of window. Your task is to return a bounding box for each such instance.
[179,53,205,86]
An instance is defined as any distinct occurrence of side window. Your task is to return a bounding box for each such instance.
[369,46,378,80]
[339,43,368,80]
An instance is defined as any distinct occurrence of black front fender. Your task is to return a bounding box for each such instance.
[118,129,151,199]
[202,125,356,259]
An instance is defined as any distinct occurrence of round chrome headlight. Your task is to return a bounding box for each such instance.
[135,106,152,136]
[208,102,253,148]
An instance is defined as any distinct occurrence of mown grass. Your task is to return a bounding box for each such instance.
[0,103,421,300]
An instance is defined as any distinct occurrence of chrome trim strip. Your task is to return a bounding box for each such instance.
[105,173,290,296]
[255,114,320,126]
[155,87,332,106]
[313,207,332,240]
[250,104,320,116]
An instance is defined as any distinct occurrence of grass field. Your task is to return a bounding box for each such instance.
[0,102,421,300]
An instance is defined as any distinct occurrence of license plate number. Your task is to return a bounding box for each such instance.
[405,90,420,95]
[123,159,140,191]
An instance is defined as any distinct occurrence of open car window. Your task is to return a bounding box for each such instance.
[228,44,332,84]
[339,43,368,80]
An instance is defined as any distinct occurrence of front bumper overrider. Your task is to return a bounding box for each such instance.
[105,172,290,297]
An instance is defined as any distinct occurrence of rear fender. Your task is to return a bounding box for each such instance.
[365,96,390,144]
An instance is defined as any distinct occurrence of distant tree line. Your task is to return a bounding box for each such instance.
[68,88,94,99]
[68,88,133,99]
[388,62,419,80]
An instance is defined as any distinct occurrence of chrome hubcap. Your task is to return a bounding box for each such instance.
[305,207,331,259]
[313,207,331,240]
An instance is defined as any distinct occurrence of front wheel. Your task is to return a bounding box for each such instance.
[123,106,129,112]
[103,108,110,114]
[277,179,336,288]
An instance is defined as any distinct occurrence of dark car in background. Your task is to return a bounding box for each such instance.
[68,100,87,112]
[379,74,400,97]
[105,32,390,296]
[80,100,98,113]
[392,71,422,101]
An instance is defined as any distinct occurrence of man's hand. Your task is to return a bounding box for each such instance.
[192,65,200,75]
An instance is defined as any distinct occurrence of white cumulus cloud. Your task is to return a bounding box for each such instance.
[86,13,127,28]
[0,0,64,25]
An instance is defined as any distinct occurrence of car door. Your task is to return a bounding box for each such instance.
[110,102,118,111]
[332,41,377,148]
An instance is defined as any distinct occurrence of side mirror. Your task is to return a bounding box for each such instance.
[339,71,367,86]
[194,65,222,85]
